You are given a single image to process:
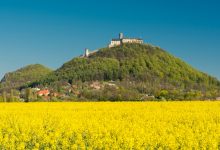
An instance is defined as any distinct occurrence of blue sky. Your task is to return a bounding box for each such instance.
[0,0,220,79]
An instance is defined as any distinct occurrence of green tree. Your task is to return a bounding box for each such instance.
[157,90,169,100]
[10,89,14,102]
[25,88,33,102]
[2,91,7,102]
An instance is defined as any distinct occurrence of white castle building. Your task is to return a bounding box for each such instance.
[108,33,144,48]
[82,33,144,57]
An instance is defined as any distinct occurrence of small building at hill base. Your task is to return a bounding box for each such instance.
[37,89,50,96]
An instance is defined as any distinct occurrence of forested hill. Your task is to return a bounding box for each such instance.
[39,44,220,100]
[0,64,52,91]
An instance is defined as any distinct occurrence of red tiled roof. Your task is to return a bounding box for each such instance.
[37,89,50,95]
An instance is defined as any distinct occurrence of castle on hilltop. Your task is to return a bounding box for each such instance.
[108,33,144,48]
[82,33,144,57]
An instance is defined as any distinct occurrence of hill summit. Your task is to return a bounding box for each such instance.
[0,64,52,91]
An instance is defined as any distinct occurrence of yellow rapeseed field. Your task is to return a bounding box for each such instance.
[0,102,220,149]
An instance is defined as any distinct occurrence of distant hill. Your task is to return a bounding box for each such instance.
[37,44,220,100]
[0,64,52,91]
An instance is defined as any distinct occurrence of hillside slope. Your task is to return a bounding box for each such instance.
[0,64,52,91]
[38,44,220,100]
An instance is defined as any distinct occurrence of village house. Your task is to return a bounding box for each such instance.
[90,81,103,90]
[37,89,50,96]
[216,97,220,101]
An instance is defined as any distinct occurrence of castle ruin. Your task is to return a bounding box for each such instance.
[108,33,143,48]
[83,33,144,57]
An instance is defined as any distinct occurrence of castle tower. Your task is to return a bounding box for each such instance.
[85,48,89,57]
[119,33,123,40]
[119,33,124,46]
